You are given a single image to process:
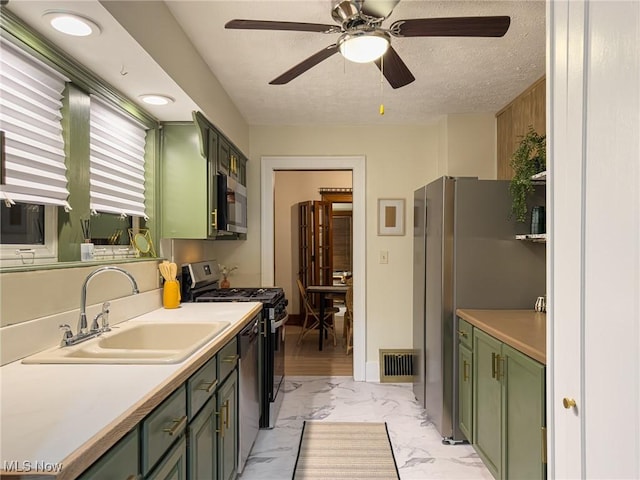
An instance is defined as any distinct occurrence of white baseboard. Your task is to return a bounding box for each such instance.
[365,361,380,383]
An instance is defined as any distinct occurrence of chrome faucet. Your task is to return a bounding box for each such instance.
[60,266,139,347]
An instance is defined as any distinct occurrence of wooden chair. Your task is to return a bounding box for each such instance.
[344,278,354,355]
[296,278,339,346]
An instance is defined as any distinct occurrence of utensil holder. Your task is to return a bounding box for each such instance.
[163,280,181,309]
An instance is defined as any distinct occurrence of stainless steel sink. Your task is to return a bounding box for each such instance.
[23,321,231,364]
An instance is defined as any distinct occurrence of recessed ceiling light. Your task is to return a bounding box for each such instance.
[43,11,101,37]
[139,94,175,106]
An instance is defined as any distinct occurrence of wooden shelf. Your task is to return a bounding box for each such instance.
[516,233,547,243]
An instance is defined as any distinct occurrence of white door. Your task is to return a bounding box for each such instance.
[549,1,640,477]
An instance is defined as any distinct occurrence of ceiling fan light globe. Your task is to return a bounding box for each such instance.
[339,33,389,63]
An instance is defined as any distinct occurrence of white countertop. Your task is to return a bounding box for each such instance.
[0,302,261,479]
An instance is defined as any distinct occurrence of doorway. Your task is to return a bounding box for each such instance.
[260,156,366,381]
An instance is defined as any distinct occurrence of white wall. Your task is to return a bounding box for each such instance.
[274,171,352,315]
[549,0,640,477]
[248,119,495,368]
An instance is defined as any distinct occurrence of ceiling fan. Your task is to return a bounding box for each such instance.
[225,0,510,89]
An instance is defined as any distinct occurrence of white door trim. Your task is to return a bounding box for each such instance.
[260,156,366,381]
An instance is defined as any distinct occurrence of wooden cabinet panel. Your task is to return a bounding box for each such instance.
[497,77,546,180]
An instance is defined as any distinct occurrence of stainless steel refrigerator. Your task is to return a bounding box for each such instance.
[412,177,545,443]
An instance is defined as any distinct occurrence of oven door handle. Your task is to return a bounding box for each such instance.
[271,313,289,332]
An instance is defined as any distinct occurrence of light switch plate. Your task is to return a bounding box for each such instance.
[379,250,388,264]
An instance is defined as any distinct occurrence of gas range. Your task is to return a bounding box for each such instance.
[195,287,284,306]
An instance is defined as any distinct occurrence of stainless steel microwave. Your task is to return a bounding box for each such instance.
[215,174,247,235]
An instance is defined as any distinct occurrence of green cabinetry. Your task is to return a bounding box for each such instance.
[217,370,238,480]
[457,318,474,442]
[473,329,503,478]
[502,344,546,480]
[472,328,546,480]
[78,331,243,480]
[77,428,139,480]
[161,112,248,240]
[161,122,210,239]
[147,436,187,480]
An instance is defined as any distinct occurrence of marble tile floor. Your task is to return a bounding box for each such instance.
[239,376,492,480]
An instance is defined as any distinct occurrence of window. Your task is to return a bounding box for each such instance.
[0,38,69,265]
[89,96,147,218]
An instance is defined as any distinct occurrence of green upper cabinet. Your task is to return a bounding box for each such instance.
[218,137,231,177]
[161,122,209,239]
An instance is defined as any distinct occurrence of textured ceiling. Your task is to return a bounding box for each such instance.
[6,0,545,126]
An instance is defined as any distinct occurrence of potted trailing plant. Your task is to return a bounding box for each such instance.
[509,126,546,222]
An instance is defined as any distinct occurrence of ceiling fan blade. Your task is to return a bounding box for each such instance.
[360,0,401,20]
[374,46,415,89]
[270,44,340,85]
[225,19,340,34]
[390,16,511,37]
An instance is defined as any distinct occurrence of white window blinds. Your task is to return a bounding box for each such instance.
[89,96,147,218]
[0,39,70,209]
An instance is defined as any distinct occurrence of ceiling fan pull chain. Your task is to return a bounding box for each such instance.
[379,55,385,115]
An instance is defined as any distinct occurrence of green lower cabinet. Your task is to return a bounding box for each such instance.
[502,345,546,480]
[458,343,473,441]
[188,397,217,480]
[217,370,238,480]
[472,328,546,480]
[473,329,503,478]
[78,428,139,480]
[147,436,187,480]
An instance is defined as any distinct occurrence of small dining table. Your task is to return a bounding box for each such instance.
[305,284,349,351]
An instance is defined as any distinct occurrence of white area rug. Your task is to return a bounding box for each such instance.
[292,421,400,479]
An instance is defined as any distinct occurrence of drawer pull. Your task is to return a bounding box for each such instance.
[457,330,468,338]
[163,415,187,436]
[222,354,239,364]
[198,379,218,394]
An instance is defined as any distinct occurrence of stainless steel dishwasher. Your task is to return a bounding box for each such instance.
[238,316,260,473]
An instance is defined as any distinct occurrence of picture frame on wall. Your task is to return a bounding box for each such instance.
[377,198,405,236]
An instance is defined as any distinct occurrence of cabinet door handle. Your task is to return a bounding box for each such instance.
[498,355,505,380]
[457,330,468,338]
[225,399,230,430]
[163,415,187,436]
[463,360,470,382]
[491,352,497,378]
[216,404,226,438]
[222,354,239,364]
[198,379,218,394]
[211,209,218,229]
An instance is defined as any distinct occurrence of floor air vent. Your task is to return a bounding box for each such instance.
[379,349,415,383]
